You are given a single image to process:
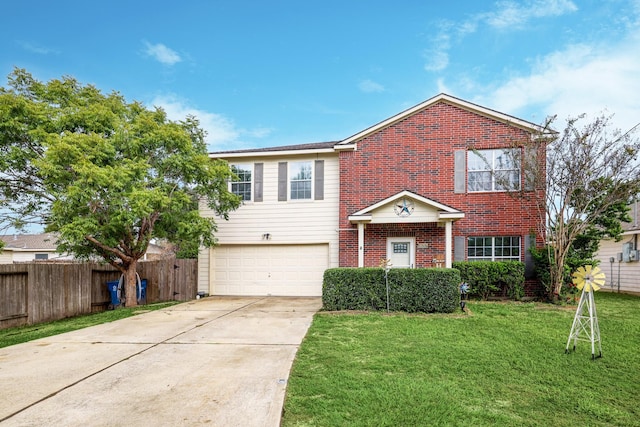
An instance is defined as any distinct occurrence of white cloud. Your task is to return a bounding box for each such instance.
[150,95,272,151]
[481,28,640,132]
[486,0,578,30]
[358,79,385,93]
[143,41,182,65]
[423,22,452,72]
[18,41,58,55]
[423,49,450,72]
[436,78,451,94]
[245,127,274,138]
[423,0,578,72]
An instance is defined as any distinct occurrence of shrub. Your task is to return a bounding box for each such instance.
[322,268,386,311]
[322,268,460,313]
[453,261,525,300]
[530,245,595,301]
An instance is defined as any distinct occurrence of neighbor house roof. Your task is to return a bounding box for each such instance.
[1,234,171,261]
[0,234,58,251]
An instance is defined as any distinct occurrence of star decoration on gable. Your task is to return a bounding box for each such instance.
[393,198,415,217]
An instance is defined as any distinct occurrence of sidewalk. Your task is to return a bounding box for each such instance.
[0,296,322,426]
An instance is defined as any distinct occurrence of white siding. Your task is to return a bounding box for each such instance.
[595,236,640,294]
[11,252,37,262]
[198,152,340,295]
[197,246,210,294]
[0,250,72,263]
[11,251,55,262]
[369,200,440,224]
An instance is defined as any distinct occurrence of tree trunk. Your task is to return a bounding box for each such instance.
[550,245,567,302]
[550,274,563,302]
[123,259,139,307]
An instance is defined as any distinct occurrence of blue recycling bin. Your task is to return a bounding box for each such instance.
[106,280,122,308]
[106,276,147,308]
[137,279,147,304]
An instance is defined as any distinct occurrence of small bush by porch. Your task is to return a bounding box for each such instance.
[453,261,526,300]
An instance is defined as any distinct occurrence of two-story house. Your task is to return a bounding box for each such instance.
[198,93,545,297]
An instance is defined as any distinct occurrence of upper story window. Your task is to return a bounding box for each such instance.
[230,164,252,201]
[468,236,521,261]
[278,160,323,202]
[468,149,520,192]
[290,161,312,200]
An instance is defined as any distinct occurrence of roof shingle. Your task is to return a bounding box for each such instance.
[0,234,58,250]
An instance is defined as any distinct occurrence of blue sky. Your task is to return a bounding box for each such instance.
[2,0,639,152]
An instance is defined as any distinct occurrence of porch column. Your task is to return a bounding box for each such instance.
[445,220,452,268]
[358,222,365,267]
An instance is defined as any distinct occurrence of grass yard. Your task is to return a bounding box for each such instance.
[0,301,179,348]
[282,292,640,427]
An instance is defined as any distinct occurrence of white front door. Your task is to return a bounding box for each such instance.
[387,237,415,269]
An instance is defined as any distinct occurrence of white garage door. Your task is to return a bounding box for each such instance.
[211,244,329,296]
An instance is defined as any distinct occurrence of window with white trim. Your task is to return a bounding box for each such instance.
[468,149,520,192]
[230,164,252,201]
[467,236,521,261]
[290,161,312,200]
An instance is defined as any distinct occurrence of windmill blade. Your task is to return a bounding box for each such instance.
[572,266,587,290]
[572,265,606,293]
[592,268,606,287]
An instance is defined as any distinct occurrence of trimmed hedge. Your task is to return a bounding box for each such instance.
[322,267,460,313]
[452,261,525,300]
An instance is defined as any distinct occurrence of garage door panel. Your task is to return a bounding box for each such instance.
[228,259,243,268]
[284,271,300,280]
[211,244,327,296]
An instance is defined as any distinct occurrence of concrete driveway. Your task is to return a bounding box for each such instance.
[0,296,322,426]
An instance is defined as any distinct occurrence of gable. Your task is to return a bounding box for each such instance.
[348,191,464,224]
[336,93,543,147]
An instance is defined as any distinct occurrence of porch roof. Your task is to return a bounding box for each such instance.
[348,190,465,224]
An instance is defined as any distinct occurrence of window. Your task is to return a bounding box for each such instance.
[468,149,520,192]
[230,164,252,201]
[467,236,520,261]
[278,160,324,202]
[34,253,49,260]
[290,161,312,200]
[393,243,408,253]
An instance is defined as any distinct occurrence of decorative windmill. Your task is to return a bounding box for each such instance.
[565,265,605,359]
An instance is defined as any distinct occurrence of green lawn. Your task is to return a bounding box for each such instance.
[282,292,640,427]
[0,301,179,348]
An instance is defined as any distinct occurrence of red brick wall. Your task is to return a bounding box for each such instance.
[338,101,543,267]
[364,223,446,268]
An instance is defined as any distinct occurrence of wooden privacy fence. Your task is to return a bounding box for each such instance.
[0,258,197,330]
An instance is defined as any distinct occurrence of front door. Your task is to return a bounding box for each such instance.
[387,237,415,268]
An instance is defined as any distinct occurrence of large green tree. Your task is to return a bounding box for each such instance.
[515,114,640,300]
[0,68,240,306]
